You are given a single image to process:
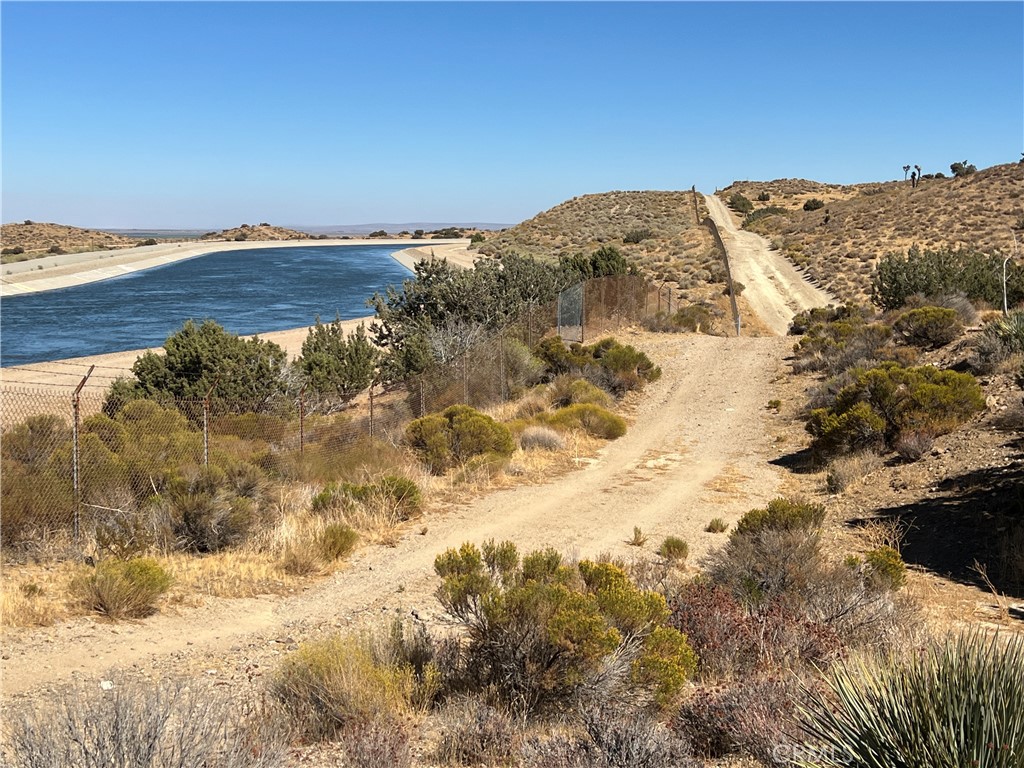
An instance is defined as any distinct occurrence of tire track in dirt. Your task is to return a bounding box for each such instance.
[2,334,793,698]
[703,192,834,335]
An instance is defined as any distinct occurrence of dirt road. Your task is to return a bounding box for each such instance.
[1,333,792,697]
[2,211,835,703]
[704,193,834,335]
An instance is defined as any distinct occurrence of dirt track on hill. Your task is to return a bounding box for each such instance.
[1,223,833,711]
[704,192,834,335]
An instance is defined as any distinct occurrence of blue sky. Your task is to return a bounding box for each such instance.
[2,2,1021,229]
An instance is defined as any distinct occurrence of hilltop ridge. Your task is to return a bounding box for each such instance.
[718,161,1023,302]
[1,221,138,261]
[201,223,313,242]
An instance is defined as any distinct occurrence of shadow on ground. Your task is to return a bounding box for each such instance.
[850,438,1024,599]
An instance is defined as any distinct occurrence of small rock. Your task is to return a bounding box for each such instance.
[99,680,114,691]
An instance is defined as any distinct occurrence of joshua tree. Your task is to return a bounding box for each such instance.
[903,164,911,180]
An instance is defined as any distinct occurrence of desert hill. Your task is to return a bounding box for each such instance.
[0,221,138,261]
[718,161,1024,302]
[476,190,721,295]
[201,223,313,242]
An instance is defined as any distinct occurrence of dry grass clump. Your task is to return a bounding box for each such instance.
[705,518,729,534]
[71,557,172,619]
[825,450,884,493]
[519,425,566,452]
[434,698,519,766]
[1,676,286,767]
[658,536,689,563]
[271,629,440,742]
[0,577,70,628]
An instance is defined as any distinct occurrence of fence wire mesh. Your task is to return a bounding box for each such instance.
[1,275,661,551]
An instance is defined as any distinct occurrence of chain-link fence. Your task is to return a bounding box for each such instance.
[1,275,662,550]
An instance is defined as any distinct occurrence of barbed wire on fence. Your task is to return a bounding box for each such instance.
[1,275,662,551]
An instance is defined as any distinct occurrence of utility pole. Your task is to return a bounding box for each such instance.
[1004,231,1019,315]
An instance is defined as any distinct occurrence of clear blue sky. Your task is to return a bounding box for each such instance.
[2,1,1021,229]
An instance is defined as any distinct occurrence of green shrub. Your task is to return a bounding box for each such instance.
[728,193,753,214]
[791,307,895,374]
[675,304,718,334]
[807,400,888,455]
[166,467,254,552]
[893,306,963,349]
[319,524,359,561]
[72,557,172,619]
[864,546,906,590]
[803,198,825,211]
[632,626,698,710]
[705,518,728,533]
[107,319,289,416]
[2,245,25,255]
[871,246,1024,310]
[733,498,825,537]
[807,363,985,457]
[406,405,514,474]
[547,376,613,409]
[433,542,696,713]
[595,340,661,391]
[800,631,1024,767]
[743,206,788,229]
[950,160,977,177]
[658,536,689,563]
[297,319,378,404]
[756,191,770,202]
[469,232,485,244]
[623,227,654,244]
[539,403,627,439]
[534,336,660,394]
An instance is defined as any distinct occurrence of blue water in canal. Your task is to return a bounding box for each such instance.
[0,245,414,366]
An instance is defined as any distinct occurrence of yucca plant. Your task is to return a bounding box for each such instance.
[798,631,1024,767]
[986,309,1024,352]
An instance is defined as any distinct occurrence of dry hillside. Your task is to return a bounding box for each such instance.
[0,221,137,261]
[202,223,312,241]
[719,161,1024,303]
[476,190,722,294]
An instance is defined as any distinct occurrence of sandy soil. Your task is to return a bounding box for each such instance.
[704,193,835,335]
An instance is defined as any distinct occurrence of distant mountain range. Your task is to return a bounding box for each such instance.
[297,222,512,235]
[103,223,512,237]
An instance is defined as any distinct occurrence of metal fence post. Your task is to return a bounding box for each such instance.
[299,384,307,454]
[498,331,506,402]
[368,385,375,438]
[203,377,219,468]
[71,365,95,548]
